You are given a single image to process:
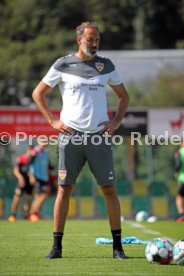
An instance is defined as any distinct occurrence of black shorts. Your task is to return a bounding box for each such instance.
[15,177,33,196]
[177,182,184,197]
[35,178,50,194]
[58,131,115,185]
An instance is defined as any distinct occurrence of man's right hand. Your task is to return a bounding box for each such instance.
[51,119,74,134]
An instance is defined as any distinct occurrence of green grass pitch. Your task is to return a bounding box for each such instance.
[0,219,184,276]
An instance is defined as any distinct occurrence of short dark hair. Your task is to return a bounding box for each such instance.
[76,22,99,37]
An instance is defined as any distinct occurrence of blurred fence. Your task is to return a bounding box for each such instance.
[0,175,178,220]
[99,49,184,85]
[0,123,180,220]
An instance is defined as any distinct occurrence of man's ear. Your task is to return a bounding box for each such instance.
[76,36,81,45]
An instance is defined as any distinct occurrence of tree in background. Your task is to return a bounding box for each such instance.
[89,0,137,50]
[0,0,183,188]
[143,0,184,49]
[0,0,184,106]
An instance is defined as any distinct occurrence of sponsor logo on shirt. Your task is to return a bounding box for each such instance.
[95,62,104,72]
[59,169,67,180]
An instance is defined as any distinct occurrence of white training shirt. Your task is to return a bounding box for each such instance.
[43,54,122,132]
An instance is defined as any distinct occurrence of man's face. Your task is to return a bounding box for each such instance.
[78,27,100,57]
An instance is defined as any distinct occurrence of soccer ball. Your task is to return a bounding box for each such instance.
[145,237,173,265]
[147,216,158,223]
[135,211,148,222]
[173,240,184,265]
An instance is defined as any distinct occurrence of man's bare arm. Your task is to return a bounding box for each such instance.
[99,83,129,134]
[32,81,74,134]
[32,81,55,125]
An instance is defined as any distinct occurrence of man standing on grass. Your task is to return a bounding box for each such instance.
[32,22,129,259]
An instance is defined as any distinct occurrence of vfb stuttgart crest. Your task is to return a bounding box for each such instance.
[59,169,67,180]
[95,62,104,72]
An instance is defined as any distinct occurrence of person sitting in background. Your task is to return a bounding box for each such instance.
[8,146,35,222]
[174,141,184,222]
[28,140,52,221]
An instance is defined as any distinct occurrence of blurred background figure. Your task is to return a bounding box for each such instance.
[29,140,55,221]
[8,146,35,222]
[174,141,184,222]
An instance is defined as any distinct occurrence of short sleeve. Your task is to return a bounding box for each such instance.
[108,69,122,86]
[42,64,62,88]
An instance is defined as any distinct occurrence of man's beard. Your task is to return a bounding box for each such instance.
[81,45,98,57]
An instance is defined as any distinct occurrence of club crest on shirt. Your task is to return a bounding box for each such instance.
[59,169,67,180]
[95,62,104,72]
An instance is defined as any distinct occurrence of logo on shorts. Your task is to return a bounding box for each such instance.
[59,169,67,180]
[108,171,114,180]
[95,62,104,72]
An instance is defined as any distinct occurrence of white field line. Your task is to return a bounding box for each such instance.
[126,221,176,244]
